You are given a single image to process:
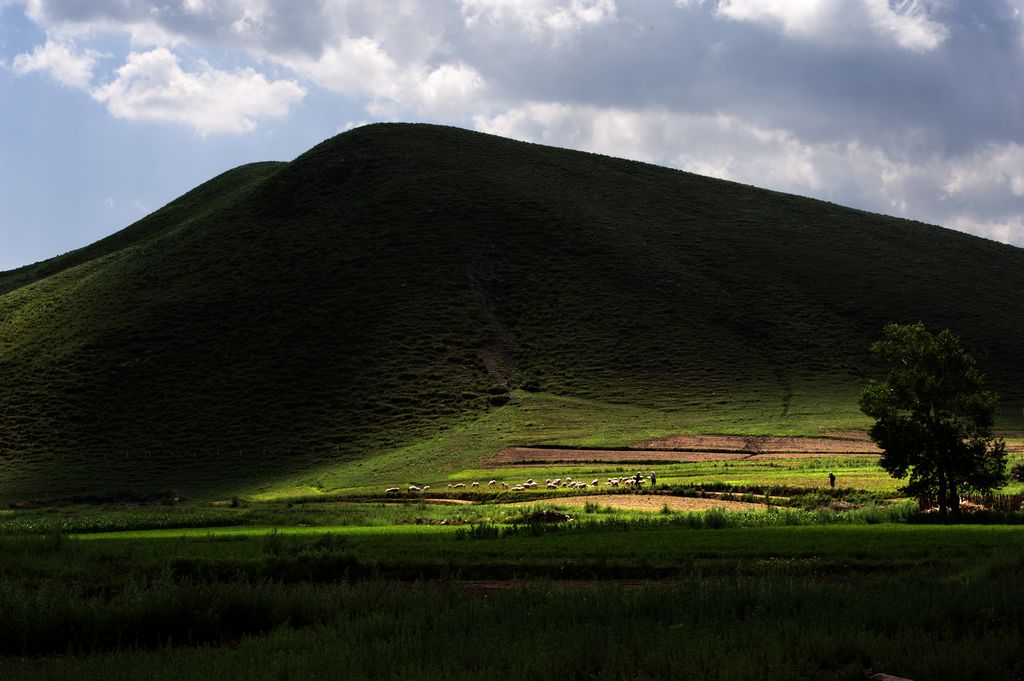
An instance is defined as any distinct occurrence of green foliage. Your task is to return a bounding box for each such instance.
[2,575,1023,680]
[0,506,244,535]
[3,124,1024,500]
[3,523,1024,679]
[859,323,1009,515]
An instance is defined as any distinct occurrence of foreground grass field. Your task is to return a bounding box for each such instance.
[1,504,1022,681]
[3,443,1023,680]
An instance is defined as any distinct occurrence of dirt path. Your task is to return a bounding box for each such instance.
[513,494,767,512]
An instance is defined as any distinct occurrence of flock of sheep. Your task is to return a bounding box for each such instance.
[384,474,651,495]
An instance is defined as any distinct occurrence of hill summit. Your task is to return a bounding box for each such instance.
[2,123,1022,500]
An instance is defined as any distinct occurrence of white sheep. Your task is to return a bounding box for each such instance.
[422,485,430,491]
[385,487,400,494]
[408,485,421,492]
[472,481,480,487]
[510,485,525,491]
[591,479,599,486]
[547,483,558,489]
[488,480,496,486]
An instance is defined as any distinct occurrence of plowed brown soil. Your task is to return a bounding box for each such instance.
[635,434,880,453]
[488,434,881,465]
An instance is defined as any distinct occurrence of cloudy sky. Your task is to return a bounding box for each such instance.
[2,0,1024,270]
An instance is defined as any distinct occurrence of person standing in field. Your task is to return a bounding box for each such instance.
[649,471,657,489]
[828,471,836,489]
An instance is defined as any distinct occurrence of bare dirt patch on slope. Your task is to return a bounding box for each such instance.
[634,434,881,454]
[487,434,881,466]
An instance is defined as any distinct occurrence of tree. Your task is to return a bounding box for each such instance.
[859,322,1007,517]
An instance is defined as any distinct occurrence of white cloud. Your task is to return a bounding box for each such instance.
[460,0,617,41]
[944,143,1024,200]
[414,62,486,116]
[947,215,1024,244]
[12,38,99,88]
[713,0,948,51]
[6,1,1024,248]
[276,38,486,119]
[475,102,1024,245]
[90,47,305,135]
[274,36,401,101]
[475,103,827,192]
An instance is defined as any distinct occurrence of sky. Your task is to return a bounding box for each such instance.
[2,0,1024,271]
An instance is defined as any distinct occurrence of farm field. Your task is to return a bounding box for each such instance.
[2,444,1024,681]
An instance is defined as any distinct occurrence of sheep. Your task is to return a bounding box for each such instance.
[552,478,561,486]
[526,479,535,485]
[408,485,421,492]
[591,479,600,487]
[472,481,480,487]
[488,480,497,486]
[385,487,400,494]
[547,483,558,489]
[422,485,430,491]
[502,482,510,488]
[453,483,466,489]
[510,485,525,491]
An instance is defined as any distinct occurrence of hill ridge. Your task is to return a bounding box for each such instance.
[1,123,1022,501]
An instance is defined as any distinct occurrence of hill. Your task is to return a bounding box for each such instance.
[1,123,1022,501]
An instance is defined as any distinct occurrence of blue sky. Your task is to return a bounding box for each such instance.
[3,0,1024,270]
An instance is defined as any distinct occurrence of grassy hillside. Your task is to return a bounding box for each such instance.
[1,123,1022,501]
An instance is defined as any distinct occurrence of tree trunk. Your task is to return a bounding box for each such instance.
[937,473,948,518]
[950,483,960,515]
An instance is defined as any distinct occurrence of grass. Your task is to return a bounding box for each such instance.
[2,576,1022,681]
[0,479,1021,680]
[2,517,1024,680]
[2,123,1024,501]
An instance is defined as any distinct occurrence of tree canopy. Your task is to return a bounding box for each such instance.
[859,322,1007,516]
